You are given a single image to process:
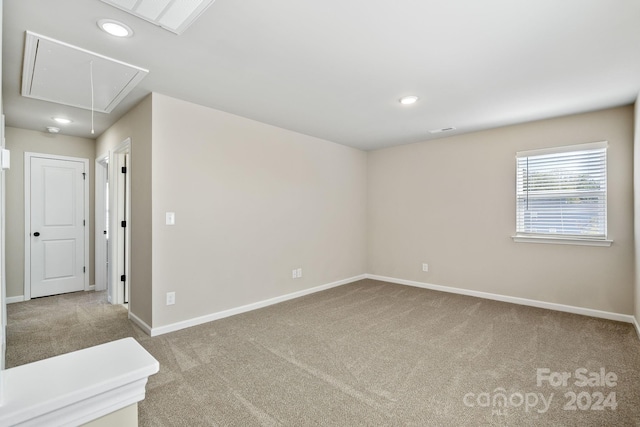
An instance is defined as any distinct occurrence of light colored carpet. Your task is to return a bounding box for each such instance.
[6,279,640,426]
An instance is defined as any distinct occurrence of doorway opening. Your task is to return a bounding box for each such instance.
[96,139,130,306]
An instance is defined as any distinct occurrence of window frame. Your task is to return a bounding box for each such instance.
[511,141,612,247]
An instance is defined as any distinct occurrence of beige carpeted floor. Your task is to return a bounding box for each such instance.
[6,279,640,426]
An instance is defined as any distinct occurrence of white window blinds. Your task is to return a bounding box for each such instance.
[516,141,607,240]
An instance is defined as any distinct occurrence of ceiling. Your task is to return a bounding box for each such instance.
[3,0,640,151]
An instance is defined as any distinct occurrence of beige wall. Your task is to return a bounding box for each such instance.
[368,106,634,314]
[150,93,367,327]
[634,97,640,326]
[96,95,153,326]
[83,403,137,427]
[5,127,96,298]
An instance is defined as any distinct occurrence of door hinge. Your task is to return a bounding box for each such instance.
[121,274,126,282]
[82,172,86,180]
[83,219,86,226]
[83,266,86,273]
[121,166,127,173]
[121,220,127,228]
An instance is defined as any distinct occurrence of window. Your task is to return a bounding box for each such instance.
[513,141,611,246]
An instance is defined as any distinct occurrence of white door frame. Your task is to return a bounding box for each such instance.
[95,154,108,292]
[24,152,90,301]
[108,139,131,305]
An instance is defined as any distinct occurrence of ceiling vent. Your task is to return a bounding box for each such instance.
[429,127,456,134]
[100,0,216,35]
[21,31,149,113]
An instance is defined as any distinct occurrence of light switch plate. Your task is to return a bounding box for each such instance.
[166,212,175,225]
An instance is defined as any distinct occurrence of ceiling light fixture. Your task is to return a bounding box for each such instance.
[399,95,419,105]
[98,19,133,37]
[53,117,72,124]
[46,126,60,134]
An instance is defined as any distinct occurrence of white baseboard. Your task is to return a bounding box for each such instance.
[87,285,95,292]
[150,274,367,337]
[128,311,152,336]
[366,274,636,325]
[5,295,25,304]
[128,273,639,341]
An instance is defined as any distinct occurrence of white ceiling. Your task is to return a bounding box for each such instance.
[3,0,640,151]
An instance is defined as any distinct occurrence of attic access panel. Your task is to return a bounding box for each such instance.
[21,31,148,114]
[100,0,216,35]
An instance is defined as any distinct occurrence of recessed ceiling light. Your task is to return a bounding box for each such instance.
[53,117,72,124]
[46,126,60,134]
[399,95,419,105]
[98,19,133,37]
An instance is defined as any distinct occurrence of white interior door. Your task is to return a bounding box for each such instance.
[29,156,85,298]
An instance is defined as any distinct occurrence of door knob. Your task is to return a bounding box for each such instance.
[33,232,40,237]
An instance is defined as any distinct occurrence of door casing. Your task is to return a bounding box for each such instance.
[95,155,108,292]
[108,139,131,305]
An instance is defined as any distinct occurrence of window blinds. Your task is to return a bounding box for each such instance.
[516,142,607,239]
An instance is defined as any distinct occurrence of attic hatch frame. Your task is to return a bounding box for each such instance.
[21,31,148,114]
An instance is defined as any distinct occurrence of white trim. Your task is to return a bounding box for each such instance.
[95,155,109,292]
[512,235,613,247]
[366,274,636,324]
[128,311,152,336]
[2,113,7,371]
[633,317,640,341]
[0,338,158,426]
[6,296,24,304]
[88,284,95,292]
[109,139,131,306]
[24,153,90,301]
[149,275,367,337]
[515,140,608,158]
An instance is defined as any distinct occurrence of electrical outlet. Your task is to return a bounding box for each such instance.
[292,269,298,279]
[422,263,429,272]
[297,268,302,278]
[166,291,176,305]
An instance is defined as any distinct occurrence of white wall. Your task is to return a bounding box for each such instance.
[150,93,367,328]
[368,106,634,315]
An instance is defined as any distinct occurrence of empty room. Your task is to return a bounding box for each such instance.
[0,0,639,426]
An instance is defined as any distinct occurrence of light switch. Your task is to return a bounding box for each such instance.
[166,212,175,225]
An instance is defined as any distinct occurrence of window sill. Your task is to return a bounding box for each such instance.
[511,235,613,247]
